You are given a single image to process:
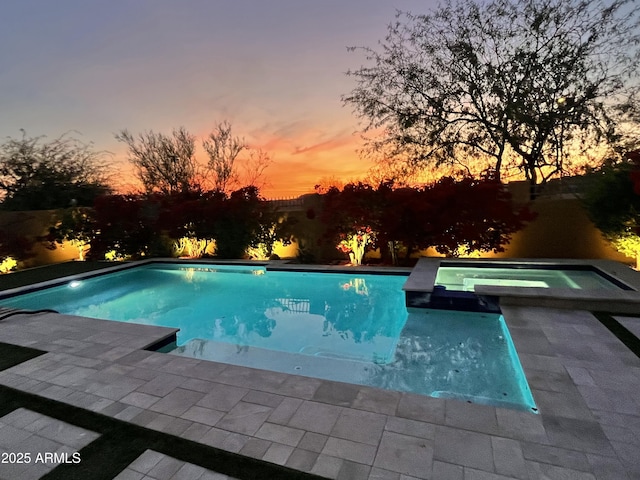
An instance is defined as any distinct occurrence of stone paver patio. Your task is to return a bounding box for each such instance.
[0,304,638,479]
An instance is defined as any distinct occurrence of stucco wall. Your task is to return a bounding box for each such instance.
[493,196,631,263]
[0,194,634,268]
[0,210,80,268]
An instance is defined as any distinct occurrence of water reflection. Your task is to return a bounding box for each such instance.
[1,266,408,365]
[137,272,411,364]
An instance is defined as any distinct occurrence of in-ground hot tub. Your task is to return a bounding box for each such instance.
[434,263,629,291]
[404,258,637,313]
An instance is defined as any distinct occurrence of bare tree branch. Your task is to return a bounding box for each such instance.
[202,121,246,193]
[115,127,198,195]
[344,0,640,197]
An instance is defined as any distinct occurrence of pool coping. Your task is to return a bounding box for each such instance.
[1,259,640,478]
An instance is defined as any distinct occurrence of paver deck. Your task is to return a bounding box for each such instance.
[0,305,639,478]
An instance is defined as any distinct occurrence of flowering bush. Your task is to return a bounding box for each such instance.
[337,238,352,253]
[335,226,376,265]
[0,256,17,274]
[319,179,534,265]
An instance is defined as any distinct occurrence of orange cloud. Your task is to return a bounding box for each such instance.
[250,126,373,198]
[291,135,355,156]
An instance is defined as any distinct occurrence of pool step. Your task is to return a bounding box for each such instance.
[406,287,501,313]
[0,307,58,321]
[169,338,379,384]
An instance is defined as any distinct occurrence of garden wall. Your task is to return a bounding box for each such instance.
[289,190,632,265]
[0,191,633,269]
[0,210,80,268]
[485,196,630,262]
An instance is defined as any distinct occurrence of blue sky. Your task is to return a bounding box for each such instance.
[0,0,437,196]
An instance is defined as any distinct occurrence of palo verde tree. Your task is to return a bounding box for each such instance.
[116,127,199,195]
[0,130,110,210]
[344,0,640,197]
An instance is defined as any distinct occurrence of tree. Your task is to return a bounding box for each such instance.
[582,149,640,268]
[116,127,199,195]
[45,207,95,261]
[422,177,536,256]
[344,0,640,197]
[250,208,296,260]
[0,130,110,210]
[202,122,273,193]
[212,186,267,259]
[203,121,247,193]
[89,194,169,260]
[241,148,274,191]
[377,184,435,263]
[318,179,534,265]
[157,187,277,260]
[160,190,226,258]
[318,183,384,265]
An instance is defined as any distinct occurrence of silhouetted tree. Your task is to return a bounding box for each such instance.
[582,149,640,268]
[241,148,274,192]
[318,179,534,264]
[422,177,536,257]
[318,182,385,265]
[344,0,640,197]
[45,207,95,260]
[0,130,110,210]
[213,186,267,258]
[89,194,168,259]
[203,123,274,193]
[203,121,247,193]
[116,127,199,195]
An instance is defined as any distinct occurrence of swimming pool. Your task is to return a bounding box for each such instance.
[0,262,536,411]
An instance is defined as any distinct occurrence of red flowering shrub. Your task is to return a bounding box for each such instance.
[318,178,535,264]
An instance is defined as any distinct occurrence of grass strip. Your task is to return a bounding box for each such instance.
[0,344,326,480]
[0,341,45,370]
[593,312,640,358]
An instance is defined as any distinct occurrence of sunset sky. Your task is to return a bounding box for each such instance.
[0,0,437,198]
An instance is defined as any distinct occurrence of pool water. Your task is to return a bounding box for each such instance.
[0,262,536,411]
[435,266,622,291]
